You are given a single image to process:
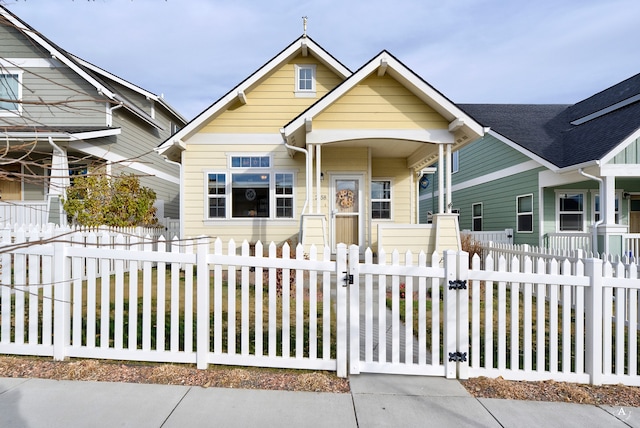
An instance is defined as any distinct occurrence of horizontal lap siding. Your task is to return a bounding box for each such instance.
[314,74,448,130]
[201,54,342,134]
[452,135,532,185]
[371,157,412,250]
[183,143,304,244]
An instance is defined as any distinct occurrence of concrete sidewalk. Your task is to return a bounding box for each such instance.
[0,374,637,427]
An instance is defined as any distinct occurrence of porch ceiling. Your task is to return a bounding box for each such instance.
[320,138,436,159]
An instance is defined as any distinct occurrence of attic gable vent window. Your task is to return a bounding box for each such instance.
[295,64,316,98]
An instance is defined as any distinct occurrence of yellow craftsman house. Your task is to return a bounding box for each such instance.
[157,35,485,257]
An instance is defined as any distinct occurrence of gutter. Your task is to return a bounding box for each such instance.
[578,168,603,254]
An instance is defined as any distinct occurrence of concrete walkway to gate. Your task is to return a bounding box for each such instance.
[0,375,636,427]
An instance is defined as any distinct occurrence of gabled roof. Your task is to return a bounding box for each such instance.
[459,72,640,170]
[0,5,178,130]
[157,35,352,160]
[283,50,485,144]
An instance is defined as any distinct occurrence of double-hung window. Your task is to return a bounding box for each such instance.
[517,194,533,233]
[558,192,584,232]
[206,155,294,219]
[472,203,482,231]
[0,72,21,115]
[207,173,226,218]
[294,64,316,97]
[371,180,391,219]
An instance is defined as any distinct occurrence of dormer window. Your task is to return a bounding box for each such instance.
[295,64,316,97]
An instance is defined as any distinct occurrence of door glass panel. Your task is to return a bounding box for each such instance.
[335,180,358,213]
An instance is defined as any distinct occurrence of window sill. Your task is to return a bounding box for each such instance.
[294,91,316,98]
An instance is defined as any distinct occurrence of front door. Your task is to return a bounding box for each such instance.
[0,165,21,201]
[331,175,363,251]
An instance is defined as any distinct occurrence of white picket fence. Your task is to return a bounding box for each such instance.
[0,229,638,386]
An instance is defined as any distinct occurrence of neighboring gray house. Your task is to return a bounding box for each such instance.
[420,73,640,256]
[0,5,186,226]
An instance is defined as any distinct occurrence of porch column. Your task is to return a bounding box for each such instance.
[602,175,616,225]
[438,144,444,214]
[445,143,452,214]
[315,144,322,215]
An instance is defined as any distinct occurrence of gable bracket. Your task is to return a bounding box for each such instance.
[305,118,312,133]
[378,58,388,77]
[301,39,308,57]
[237,90,247,105]
[448,118,464,132]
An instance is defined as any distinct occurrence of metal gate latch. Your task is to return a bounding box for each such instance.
[343,272,353,287]
[448,352,467,362]
[448,279,467,290]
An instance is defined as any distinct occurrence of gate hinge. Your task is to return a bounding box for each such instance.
[342,272,353,287]
[448,351,467,362]
[448,279,467,290]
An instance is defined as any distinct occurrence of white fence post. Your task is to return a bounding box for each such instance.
[443,249,458,379]
[348,244,360,375]
[53,240,70,361]
[456,251,469,379]
[585,258,603,385]
[196,236,210,370]
[335,243,348,378]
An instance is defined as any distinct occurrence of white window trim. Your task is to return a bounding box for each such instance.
[294,64,316,98]
[555,190,586,233]
[516,193,534,233]
[204,168,296,220]
[205,171,227,220]
[591,190,621,224]
[451,150,459,174]
[0,70,23,117]
[472,202,482,231]
[371,178,393,221]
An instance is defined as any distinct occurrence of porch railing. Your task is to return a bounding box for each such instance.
[543,232,592,252]
[0,202,48,226]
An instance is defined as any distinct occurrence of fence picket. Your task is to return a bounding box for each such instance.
[241,241,250,356]
[170,238,181,353]
[1,224,639,386]
[281,241,290,359]
[227,240,236,356]
[404,251,414,364]
[322,245,331,361]
[128,236,139,351]
[510,257,520,371]
[114,234,125,350]
[254,241,264,357]
[377,248,387,364]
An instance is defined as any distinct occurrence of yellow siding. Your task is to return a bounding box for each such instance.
[314,73,449,130]
[201,54,343,134]
[182,142,305,245]
[377,224,435,264]
[433,214,462,253]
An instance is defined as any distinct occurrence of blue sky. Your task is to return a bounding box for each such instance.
[5,0,640,120]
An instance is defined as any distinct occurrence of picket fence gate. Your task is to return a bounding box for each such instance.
[0,228,638,386]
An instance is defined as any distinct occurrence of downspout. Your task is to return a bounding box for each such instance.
[579,168,603,254]
[281,133,310,216]
[107,102,124,127]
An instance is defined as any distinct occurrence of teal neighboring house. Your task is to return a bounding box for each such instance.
[419,73,640,256]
